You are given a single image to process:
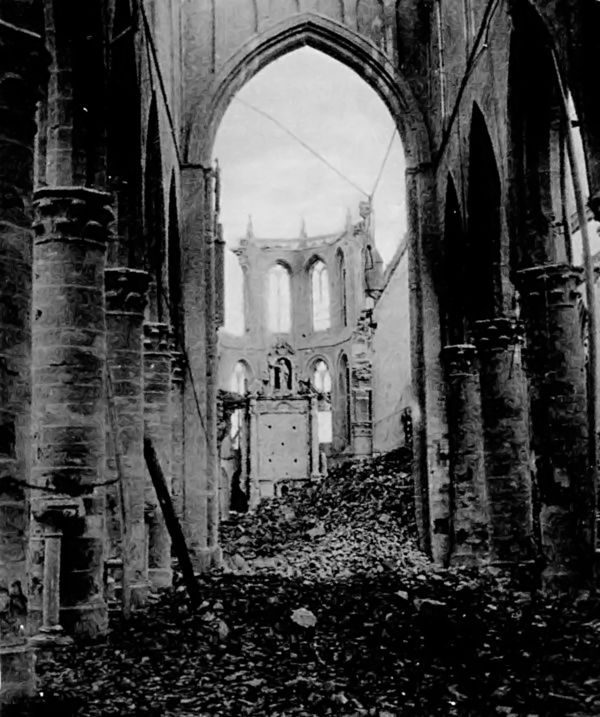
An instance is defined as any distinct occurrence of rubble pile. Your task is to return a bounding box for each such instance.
[220,447,425,579]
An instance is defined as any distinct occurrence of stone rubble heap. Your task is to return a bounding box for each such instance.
[219,448,428,580]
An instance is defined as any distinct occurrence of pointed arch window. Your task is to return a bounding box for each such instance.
[313,359,332,394]
[336,250,347,327]
[311,260,330,331]
[267,263,291,333]
[230,361,249,395]
[312,359,332,444]
[230,361,250,448]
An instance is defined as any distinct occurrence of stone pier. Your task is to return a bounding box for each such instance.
[474,317,534,565]
[0,18,45,702]
[31,186,112,639]
[105,268,149,609]
[143,322,172,590]
[442,344,490,565]
[517,264,595,590]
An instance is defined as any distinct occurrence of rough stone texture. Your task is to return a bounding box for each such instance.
[473,318,534,565]
[442,344,490,566]
[0,16,44,703]
[518,264,594,590]
[30,186,112,640]
[143,322,173,590]
[105,268,149,608]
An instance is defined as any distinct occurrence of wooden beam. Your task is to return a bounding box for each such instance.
[144,435,201,608]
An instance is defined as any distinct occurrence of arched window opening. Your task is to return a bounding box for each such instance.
[313,359,332,444]
[267,263,291,333]
[311,259,330,331]
[230,361,250,448]
[336,249,347,327]
[313,359,332,394]
[444,176,467,344]
[230,361,249,395]
[466,105,501,323]
[338,353,351,447]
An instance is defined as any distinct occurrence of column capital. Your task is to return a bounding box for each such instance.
[516,263,584,306]
[441,344,478,375]
[143,322,170,355]
[33,187,114,248]
[472,317,524,352]
[105,267,149,316]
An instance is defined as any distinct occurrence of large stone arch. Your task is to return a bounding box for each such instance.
[179,6,445,571]
[182,12,431,168]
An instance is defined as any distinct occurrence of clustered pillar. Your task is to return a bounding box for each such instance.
[517,263,595,589]
[143,322,173,590]
[31,186,113,639]
[105,268,149,609]
[474,317,534,565]
[442,344,490,565]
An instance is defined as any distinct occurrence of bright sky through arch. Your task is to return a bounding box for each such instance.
[213,47,407,334]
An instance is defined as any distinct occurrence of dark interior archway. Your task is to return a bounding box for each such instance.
[466,104,502,324]
[443,175,466,344]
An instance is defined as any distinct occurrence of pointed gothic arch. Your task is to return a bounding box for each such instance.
[466,103,502,323]
[266,262,292,334]
[443,174,466,344]
[308,257,331,331]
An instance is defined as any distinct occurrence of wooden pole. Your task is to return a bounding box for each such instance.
[144,435,201,608]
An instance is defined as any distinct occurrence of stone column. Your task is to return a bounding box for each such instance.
[143,322,172,590]
[203,171,221,568]
[180,166,208,570]
[473,317,534,565]
[171,348,185,522]
[31,186,112,639]
[309,395,321,479]
[105,268,149,610]
[517,263,594,589]
[0,19,45,703]
[406,165,450,563]
[442,344,490,565]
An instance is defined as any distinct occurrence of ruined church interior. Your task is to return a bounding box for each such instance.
[3,0,600,713]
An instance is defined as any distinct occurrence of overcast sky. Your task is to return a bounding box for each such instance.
[213,47,407,333]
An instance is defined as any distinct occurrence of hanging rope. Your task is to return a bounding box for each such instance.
[370,127,397,200]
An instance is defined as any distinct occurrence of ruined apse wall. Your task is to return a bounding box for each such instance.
[372,240,412,454]
[218,216,373,457]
